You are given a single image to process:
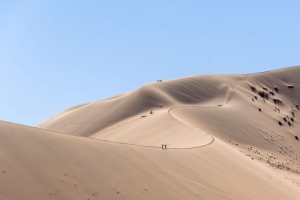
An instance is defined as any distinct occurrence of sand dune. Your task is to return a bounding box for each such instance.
[36,74,245,137]
[1,66,300,199]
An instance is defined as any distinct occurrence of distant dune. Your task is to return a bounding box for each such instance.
[1,66,300,199]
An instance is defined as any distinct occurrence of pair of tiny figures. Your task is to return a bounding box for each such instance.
[162,144,167,150]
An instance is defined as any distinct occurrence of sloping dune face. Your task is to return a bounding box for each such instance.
[1,121,299,200]
[2,66,300,199]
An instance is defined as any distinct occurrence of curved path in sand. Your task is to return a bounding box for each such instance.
[88,75,248,149]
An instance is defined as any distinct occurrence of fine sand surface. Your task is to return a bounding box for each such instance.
[1,66,300,199]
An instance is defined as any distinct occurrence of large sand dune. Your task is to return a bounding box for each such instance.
[1,66,300,199]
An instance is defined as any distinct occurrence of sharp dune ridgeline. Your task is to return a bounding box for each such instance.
[1,66,300,199]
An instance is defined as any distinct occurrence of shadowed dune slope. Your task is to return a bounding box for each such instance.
[1,121,300,200]
[170,66,300,182]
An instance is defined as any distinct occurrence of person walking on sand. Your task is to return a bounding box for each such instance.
[165,144,167,150]
[162,144,164,150]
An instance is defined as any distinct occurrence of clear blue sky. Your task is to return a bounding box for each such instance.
[1,1,300,126]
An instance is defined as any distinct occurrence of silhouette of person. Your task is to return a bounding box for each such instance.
[165,144,167,150]
[162,144,164,150]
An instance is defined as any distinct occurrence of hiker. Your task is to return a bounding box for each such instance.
[162,144,164,150]
[165,144,167,150]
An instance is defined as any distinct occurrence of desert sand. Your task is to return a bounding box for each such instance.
[1,66,300,199]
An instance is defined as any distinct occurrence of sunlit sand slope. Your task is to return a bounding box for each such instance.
[1,121,299,200]
[90,110,213,148]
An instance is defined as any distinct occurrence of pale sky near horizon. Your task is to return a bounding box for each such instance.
[1,1,300,126]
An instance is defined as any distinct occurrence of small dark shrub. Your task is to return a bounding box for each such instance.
[295,136,299,140]
[288,121,291,126]
[254,96,257,100]
[250,86,256,92]
[258,91,269,99]
[262,87,268,91]
[283,117,287,122]
[269,91,275,96]
[274,87,279,92]
[278,121,283,126]
[287,85,294,89]
[296,105,299,110]
[291,117,294,122]
[291,111,295,117]
[258,108,261,112]
[273,98,283,105]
